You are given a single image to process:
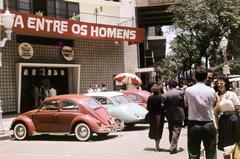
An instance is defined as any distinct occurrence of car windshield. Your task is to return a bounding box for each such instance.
[85,99,102,109]
[111,95,131,104]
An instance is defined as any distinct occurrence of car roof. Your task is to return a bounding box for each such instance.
[47,94,92,101]
[122,90,151,95]
[85,91,124,97]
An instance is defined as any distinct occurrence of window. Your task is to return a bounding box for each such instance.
[4,0,32,12]
[47,0,55,17]
[55,0,67,18]
[96,98,113,105]
[126,94,141,102]
[85,99,102,109]
[61,100,79,110]
[4,0,17,11]
[18,0,32,13]
[67,2,79,18]
[41,100,59,110]
[4,0,79,19]
[112,95,130,104]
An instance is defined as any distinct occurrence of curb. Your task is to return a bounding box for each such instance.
[0,131,11,140]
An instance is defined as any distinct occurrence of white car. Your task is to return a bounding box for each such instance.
[84,91,148,127]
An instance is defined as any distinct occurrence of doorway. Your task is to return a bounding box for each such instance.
[16,63,80,113]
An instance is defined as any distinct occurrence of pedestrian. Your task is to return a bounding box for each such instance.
[87,86,94,93]
[32,84,40,108]
[184,66,218,159]
[146,84,165,151]
[101,83,108,92]
[94,84,101,92]
[162,80,185,154]
[214,76,240,159]
[49,85,57,97]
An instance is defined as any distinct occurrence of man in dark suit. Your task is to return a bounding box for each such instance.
[162,80,185,154]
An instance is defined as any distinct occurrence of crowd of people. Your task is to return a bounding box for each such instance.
[33,84,57,108]
[146,66,240,159]
[87,83,108,93]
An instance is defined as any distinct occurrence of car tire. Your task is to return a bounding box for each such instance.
[114,118,124,131]
[13,123,28,140]
[74,123,92,141]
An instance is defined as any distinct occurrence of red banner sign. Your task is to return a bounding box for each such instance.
[1,10,144,43]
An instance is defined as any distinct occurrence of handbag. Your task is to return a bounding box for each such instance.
[233,144,240,159]
[144,112,151,123]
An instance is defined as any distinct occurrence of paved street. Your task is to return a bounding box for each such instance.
[0,117,223,159]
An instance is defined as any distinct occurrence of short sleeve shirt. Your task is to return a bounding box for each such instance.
[219,91,240,112]
[184,82,217,121]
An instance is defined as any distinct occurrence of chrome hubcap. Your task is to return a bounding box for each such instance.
[78,126,88,137]
[16,126,25,137]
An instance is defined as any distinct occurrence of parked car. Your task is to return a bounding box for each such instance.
[122,90,151,108]
[84,91,148,127]
[11,94,120,141]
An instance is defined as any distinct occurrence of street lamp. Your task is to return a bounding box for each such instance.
[0,9,14,135]
[219,36,230,76]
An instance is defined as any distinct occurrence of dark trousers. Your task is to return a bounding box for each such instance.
[187,121,217,159]
[168,120,183,151]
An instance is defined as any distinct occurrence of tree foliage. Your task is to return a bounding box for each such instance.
[168,0,240,70]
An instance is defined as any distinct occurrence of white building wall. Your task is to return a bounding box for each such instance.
[0,1,3,10]
[120,0,138,74]
[71,0,139,74]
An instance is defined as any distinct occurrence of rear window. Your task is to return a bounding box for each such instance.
[85,99,102,109]
[112,95,130,104]
[127,94,141,102]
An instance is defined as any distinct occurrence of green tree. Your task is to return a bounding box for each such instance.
[154,56,180,83]
[169,0,240,68]
[170,34,199,79]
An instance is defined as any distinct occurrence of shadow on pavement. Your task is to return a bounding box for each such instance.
[144,147,170,152]
[143,147,185,153]
[10,134,119,142]
[123,124,149,131]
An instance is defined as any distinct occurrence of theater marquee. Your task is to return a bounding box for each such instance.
[0,10,144,43]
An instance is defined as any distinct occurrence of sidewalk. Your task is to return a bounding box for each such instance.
[0,114,17,140]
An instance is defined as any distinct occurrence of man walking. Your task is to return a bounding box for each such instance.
[184,67,217,159]
[163,80,185,154]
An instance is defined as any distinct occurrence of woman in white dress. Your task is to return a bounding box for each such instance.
[214,76,240,159]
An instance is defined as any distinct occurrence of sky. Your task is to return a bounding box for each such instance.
[162,26,177,55]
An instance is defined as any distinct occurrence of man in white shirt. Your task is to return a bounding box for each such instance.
[184,67,217,159]
[49,85,57,97]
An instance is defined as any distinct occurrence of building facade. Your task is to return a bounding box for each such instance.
[0,0,142,113]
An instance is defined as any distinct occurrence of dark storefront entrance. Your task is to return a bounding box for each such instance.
[16,63,81,114]
[20,67,69,112]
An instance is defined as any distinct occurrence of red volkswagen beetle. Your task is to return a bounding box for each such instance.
[122,90,151,108]
[11,94,119,141]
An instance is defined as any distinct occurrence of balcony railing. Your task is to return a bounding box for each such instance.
[71,12,134,27]
[136,0,175,7]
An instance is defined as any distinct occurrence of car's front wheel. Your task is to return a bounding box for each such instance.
[13,123,28,140]
[74,123,92,141]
